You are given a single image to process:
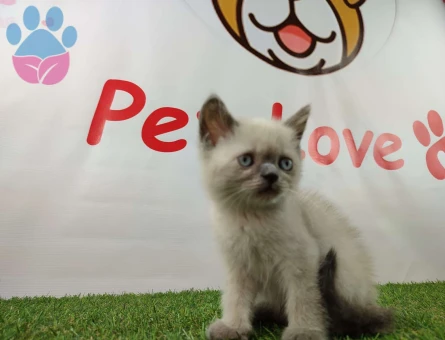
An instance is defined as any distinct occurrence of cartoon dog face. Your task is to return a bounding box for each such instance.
[213,0,366,75]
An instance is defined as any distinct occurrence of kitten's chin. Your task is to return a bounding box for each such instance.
[237,186,285,210]
[257,187,281,200]
[255,190,284,207]
[214,191,285,213]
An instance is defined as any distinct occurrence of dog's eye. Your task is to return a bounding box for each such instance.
[238,154,254,167]
[279,157,293,171]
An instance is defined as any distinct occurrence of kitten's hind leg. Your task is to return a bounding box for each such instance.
[333,304,394,337]
[318,249,394,338]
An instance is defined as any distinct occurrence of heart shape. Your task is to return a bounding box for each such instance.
[41,20,46,26]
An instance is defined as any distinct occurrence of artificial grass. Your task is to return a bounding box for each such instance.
[1,282,444,340]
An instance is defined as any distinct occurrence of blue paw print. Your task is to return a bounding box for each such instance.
[6,6,77,59]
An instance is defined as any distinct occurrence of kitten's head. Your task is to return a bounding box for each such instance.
[198,95,310,211]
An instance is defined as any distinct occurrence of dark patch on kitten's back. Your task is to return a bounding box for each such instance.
[318,249,394,338]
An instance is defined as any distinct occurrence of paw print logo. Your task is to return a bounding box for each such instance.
[5,6,77,85]
[413,110,445,180]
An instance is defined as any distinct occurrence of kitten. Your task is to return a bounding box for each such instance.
[198,95,393,340]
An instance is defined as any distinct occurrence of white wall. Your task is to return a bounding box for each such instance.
[1,0,444,298]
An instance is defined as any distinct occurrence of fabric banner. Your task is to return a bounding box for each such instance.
[1,0,444,298]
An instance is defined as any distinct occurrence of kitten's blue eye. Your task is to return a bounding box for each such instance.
[279,157,293,171]
[238,154,254,167]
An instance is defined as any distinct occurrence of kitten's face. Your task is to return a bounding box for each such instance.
[199,96,310,211]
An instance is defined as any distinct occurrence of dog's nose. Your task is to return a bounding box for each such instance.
[261,172,278,184]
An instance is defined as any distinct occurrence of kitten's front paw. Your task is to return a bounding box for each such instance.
[206,319,251,340]
[281,327,326,340]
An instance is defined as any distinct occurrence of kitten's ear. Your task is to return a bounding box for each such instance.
[284,104,311,141]
[199,95,238,146]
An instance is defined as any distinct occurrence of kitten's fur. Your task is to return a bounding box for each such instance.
[198,96,393,340]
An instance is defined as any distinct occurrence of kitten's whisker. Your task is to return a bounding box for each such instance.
[221,187,250,212]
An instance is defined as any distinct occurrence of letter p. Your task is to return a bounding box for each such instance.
[87,79,146,145]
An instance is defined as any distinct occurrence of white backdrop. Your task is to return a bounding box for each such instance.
[1,0,445,299]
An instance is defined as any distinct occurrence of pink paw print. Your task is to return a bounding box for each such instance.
[413,110,445,180]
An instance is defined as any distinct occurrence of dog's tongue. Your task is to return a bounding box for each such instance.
[278,25,312,54]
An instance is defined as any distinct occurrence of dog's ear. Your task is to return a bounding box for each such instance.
[199,95,238,146]
[345,0,366,8]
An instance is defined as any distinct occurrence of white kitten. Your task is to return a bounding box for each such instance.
[198,96,393,340]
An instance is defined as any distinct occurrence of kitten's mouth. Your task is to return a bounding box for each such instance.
[257,185,280,198]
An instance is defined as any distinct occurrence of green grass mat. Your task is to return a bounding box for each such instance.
[1,282,444,339]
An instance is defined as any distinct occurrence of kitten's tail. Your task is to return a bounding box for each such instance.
[318,249,394,338]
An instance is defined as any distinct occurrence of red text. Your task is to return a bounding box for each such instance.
[87,80,404,170]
